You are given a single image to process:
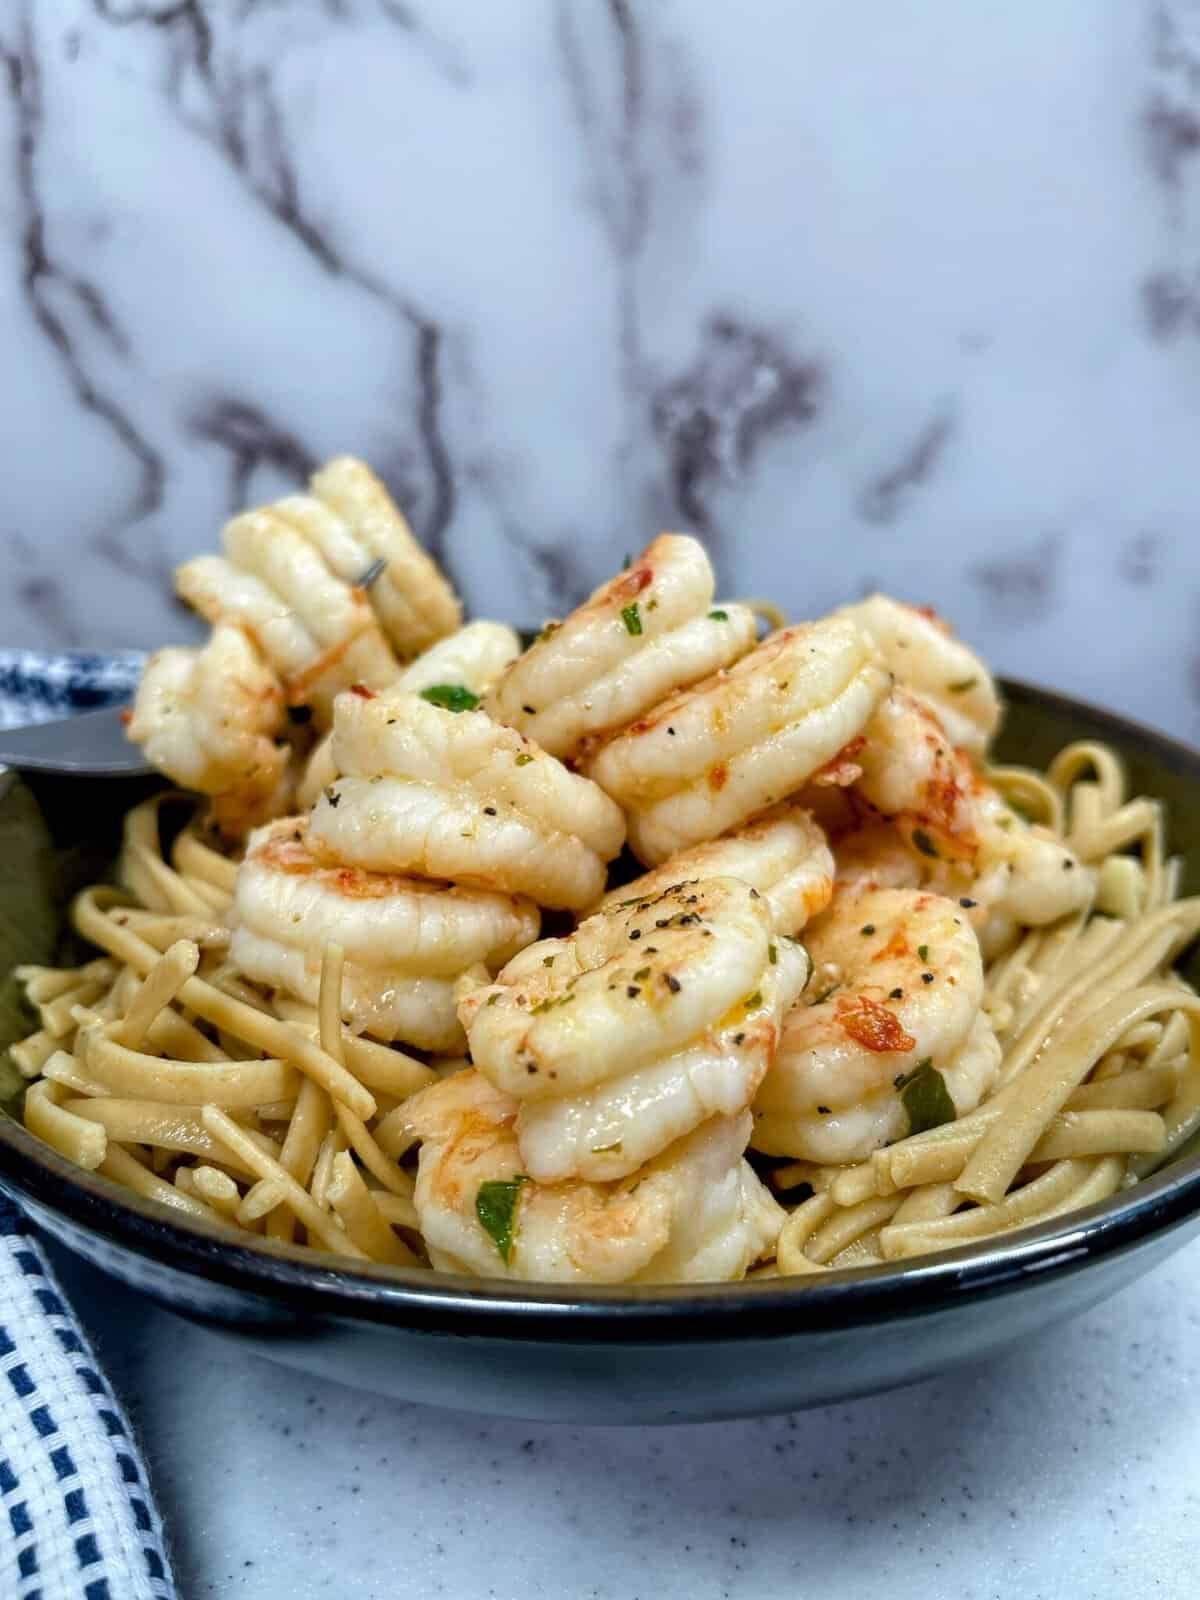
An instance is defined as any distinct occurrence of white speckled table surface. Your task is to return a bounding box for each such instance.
[53,1241,1199,1599]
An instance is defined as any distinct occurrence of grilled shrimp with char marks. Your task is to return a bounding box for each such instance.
[486,534,756,760]
[404,1070,783,1283]
[752,886,1000,1161]
[595,803,833,937]
[308,691,625,911]
[584,616,890,865]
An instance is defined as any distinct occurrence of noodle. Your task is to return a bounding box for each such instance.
[8,593,1200,1281]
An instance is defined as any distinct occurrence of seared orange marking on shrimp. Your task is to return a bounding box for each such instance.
[835,994,916,1054]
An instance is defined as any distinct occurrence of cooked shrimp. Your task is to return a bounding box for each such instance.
[595,804,834,937]
[486,534,756,760]
[127,624,290,834]
[853,688,983,864]
[849,696,1093,933]
[584,616,890,865]
[752,886,1000,1161]
[295,621,521,811]
[974,788,1095,927]
[404,1070,782,1283]
[176,524,395,727]
[309,457,462,656]
[307,690,625,911]
[837,593,1001,754]
[223,509,399,694]
[460,877,774,1100]
[513,931,809,1182]
[229,818,538,1050]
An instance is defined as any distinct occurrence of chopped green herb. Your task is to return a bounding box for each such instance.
[708,609,729,621]
[743,990,763,1012]
[912,828,939,859]
[542,955,555,968]
[768,943,778,965]
[475,1177,529,1264]
[621,603,643,636]
[532,993,573,1014]
[648,598,658,611]
[486,992,500,1007]
[633,966,651,981]
[622,553,632,570]
[590,1142,623,1155]
[537,620,561,643]
[895,1059,956,1136]
[917,944,929,962]
[948,677,978,694]
[420,683,480,713]
[515,753,534,767]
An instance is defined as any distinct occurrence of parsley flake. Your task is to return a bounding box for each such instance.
[475,1177,529,1264]
[708,609,729,621]
[895,1059,956,1136]
[621,603,643,636]
[420,684,480,713]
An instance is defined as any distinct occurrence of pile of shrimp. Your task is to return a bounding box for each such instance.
[97,485,1116,1284]
[129,457,463,833]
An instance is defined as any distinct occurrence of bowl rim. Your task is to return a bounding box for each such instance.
[3,675,1200,1343]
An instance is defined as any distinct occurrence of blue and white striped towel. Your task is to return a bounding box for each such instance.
[1,650,176,1598]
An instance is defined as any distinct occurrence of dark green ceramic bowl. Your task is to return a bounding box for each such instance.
[1,680,1198,1425]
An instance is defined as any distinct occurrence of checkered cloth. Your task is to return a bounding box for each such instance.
[1,650,175,1597]
[0,651,146,733]
[0,1200,176,1598]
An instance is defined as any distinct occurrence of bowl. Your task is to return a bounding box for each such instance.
[1,680,1199,1425]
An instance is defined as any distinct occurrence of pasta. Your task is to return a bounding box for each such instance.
[9,458,1199,1285]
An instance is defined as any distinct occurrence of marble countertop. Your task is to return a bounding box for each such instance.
[4,2,1200,742]
[53,1239,1200,1599]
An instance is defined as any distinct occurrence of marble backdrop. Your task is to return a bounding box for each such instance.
[2,1,1199,736]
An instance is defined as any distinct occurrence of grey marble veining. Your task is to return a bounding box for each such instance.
[2,0,1200,745]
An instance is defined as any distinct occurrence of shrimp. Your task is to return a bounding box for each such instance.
[595,804,834,937]
[486,534,757,760]
[836,593,1001,755]
[849,694,1093,933]
[584,616,891,865]
[127,624,290,834]
[403,1070,782,1283]
[853,689,983,864]
[512,928,809,1182]
[752,886,1000,1161]
[460,877,774,1100]
[295,621,521,811]
[305,457,462,656]
[307,690,625,911]
[229,818,539,1050]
